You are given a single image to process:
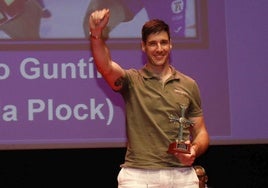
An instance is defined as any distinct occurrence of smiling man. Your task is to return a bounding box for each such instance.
[88,8,209,188]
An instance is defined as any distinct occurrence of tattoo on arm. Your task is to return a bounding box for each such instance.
[114,76,124,87]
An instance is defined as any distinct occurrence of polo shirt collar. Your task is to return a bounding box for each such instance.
[139,65,181,80]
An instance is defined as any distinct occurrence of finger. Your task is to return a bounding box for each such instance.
[91,9,109,23]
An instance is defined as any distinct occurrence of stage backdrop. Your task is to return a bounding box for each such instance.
[0,0,267,149]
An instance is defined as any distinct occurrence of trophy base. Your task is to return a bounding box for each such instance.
[167,141,191,154]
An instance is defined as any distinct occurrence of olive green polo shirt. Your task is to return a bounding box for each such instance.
[119,65,203,169]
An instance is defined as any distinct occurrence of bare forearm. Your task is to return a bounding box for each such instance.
[90,36,112,75]
[192,130,210,157]
[89,8,125,90]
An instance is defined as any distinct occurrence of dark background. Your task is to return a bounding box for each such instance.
[1,144,267,188]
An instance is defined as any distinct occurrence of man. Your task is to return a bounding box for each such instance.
[89,8,209,188]
[0,0,43,39]
[194,165,210,188]
[84,0,195,39]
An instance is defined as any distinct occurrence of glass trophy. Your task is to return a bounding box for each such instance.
[168,105,194,154]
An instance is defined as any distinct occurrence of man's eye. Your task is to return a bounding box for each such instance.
[148,42,157,46]
[161,41,169,45]
[147,40,169,47]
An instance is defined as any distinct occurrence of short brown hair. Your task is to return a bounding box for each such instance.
[141,19,170,43]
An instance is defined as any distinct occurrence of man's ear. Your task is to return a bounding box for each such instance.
[141,42,145,52]
[170,40,173,49]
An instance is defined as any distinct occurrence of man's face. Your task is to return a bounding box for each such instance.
[142,31,172,67]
